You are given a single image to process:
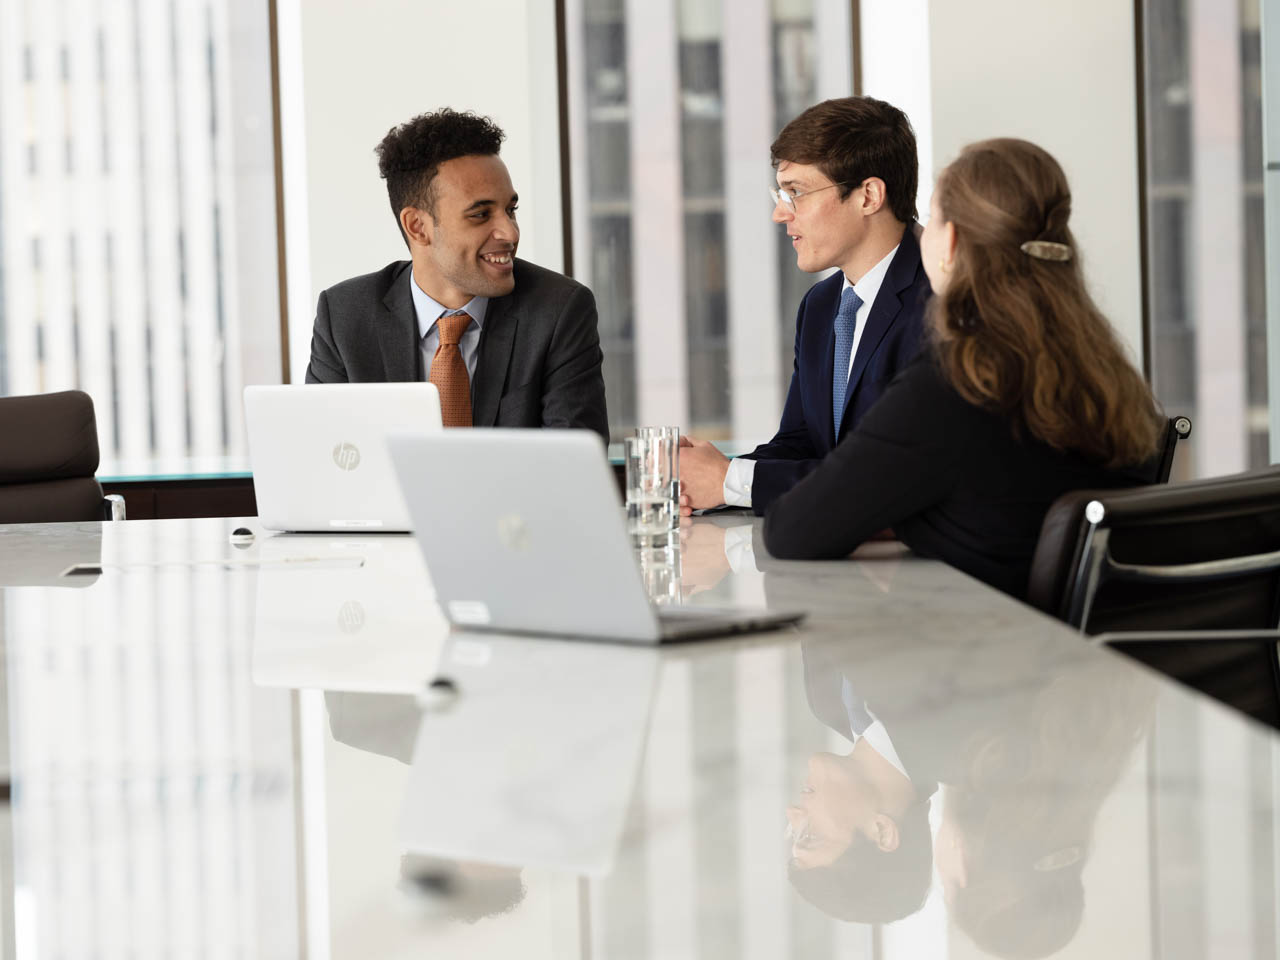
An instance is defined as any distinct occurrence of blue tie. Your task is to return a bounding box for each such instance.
[840,676,874,737]
[832,286,863,439]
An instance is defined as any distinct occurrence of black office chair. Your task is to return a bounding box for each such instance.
[1027,465,1280,634]
[0,390,124,523]
[1156,415,1192,483]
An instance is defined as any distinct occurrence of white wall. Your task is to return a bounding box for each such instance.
[860,0,933,223]
[926,0,1145,362]
[279,0,563,383]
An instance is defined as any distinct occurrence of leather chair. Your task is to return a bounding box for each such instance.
[1156,415,1192,483]
[0,390,124,523]
[1027,465,1280,634]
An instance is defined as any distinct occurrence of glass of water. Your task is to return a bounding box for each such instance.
[633,426,680,529]
[625,433,676,547]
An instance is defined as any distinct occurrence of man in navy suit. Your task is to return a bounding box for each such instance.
[680,97,931,516]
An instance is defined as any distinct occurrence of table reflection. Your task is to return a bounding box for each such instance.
[792,635,1157,957]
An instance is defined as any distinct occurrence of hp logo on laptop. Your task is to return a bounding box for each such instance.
[333,442,361,471]
[496,514,530,551]
[337,600,365,633]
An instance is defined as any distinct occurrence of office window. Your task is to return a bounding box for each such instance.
[1142,0,1266,477]
[0,0,281,461]
[567,0,850,441]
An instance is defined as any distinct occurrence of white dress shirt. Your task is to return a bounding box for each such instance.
[409,271,489,381]
[722,244,901,509]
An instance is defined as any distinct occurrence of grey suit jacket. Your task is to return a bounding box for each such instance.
[304,258,609,443]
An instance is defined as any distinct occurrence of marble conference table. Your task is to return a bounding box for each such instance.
[0,516,1276,960]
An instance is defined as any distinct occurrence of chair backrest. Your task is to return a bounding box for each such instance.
[0,390,106,523]
[1155,415,1192,483]
[1027,465,1280,634]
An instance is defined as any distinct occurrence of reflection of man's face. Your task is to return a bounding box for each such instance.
[785,752,877,869]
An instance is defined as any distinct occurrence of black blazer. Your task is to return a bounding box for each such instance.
[763,356,1157,598]
[304,259,609,444]
[740,224,932,514]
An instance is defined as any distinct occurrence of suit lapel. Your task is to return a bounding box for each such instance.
[378,264,422,382]
[471,291,518,427]
[838,225,923,427]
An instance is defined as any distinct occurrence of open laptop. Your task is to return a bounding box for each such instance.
[386,429,806,643]
[244,383,441,532]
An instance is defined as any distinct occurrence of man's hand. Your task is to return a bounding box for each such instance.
[678,435,730,515]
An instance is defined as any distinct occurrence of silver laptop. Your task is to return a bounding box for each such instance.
[386,429,806,643]
[244,383,441,532]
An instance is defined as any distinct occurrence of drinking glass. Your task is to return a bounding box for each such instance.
[633,426,680,529]
[625,433,676,547]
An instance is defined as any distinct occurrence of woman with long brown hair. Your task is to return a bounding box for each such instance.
[763,138,1163,597]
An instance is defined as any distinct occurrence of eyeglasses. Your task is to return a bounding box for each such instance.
[769,180,858,212]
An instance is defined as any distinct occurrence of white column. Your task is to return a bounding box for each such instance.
[861,0,934,215]
[1264,0,1280,463]
[813,0,852,102]
[138,0,187,455]
[566,0,593,289]
[626,0,689,428]
[927,0,1145,360]
[102,0,152,458]
[31,2,74,392]
[722,0,782,444]
[0,1,30,399]
[1191,0,1246,476]
[213,0,253,450]
[527,0,564,274]
[66,0,116,450]
[175,0,223,455]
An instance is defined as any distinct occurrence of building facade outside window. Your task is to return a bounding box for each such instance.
[0,0,282,463]
[1143,0,1266,477]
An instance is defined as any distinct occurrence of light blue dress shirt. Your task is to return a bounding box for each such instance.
[409,270,489,381]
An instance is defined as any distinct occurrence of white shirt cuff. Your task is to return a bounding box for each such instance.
[723,524,758,573]
[723,457,755,508]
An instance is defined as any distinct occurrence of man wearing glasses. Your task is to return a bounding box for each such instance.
[679,97,930,516]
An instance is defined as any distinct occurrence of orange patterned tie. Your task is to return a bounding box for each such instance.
[429,311,473,427]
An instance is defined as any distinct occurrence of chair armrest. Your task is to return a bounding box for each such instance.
[103,494,126,521]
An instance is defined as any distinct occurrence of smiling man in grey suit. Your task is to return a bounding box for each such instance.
[305,108,609,443]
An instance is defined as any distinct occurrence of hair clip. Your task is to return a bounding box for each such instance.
[1020,240,1073,262]
[1032,846,1083,872]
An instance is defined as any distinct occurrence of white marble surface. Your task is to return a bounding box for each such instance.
[0,516,1277,959]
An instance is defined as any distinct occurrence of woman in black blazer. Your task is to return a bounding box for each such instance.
[763,138,1163,599]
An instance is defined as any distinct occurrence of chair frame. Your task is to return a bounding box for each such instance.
[1066,496,1280,632]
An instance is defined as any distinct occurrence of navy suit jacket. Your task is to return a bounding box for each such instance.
[741,223,931,514]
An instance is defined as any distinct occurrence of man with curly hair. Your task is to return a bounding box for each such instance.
[305,108,608,442]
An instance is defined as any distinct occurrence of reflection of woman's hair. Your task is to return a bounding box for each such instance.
[788,798,933,923]
[930,138,1161,468]
[948,662,1155,959]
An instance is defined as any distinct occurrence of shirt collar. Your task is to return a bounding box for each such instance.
[842,243,899,308]
[409,269,489,339]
